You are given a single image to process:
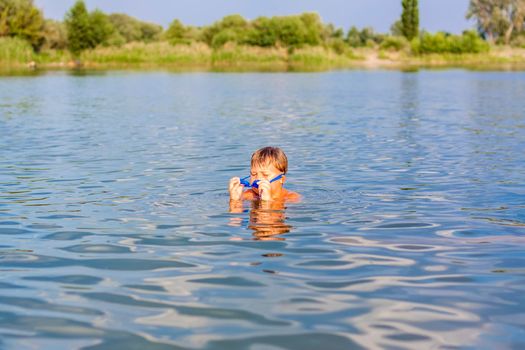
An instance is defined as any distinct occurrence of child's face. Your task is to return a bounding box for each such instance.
[250,163,284,194]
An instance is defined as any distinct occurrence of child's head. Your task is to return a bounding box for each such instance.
[251,147,288,175]
[249,147,288,194]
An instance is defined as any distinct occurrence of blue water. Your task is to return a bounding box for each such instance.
[0,70,524,349]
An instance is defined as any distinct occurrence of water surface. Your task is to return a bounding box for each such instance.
[0,70,524,349]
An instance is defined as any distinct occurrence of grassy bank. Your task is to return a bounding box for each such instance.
[1,39,525,72]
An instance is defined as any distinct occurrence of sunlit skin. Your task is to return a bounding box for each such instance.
[228,162,300,204]
[228,157,300,240]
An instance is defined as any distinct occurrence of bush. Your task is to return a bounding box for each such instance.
[412,30,489,54]
[457,30,490,53]
[511,34,525,48]
[329,38,347,54]
[211,29,238,48]
[380,36,409,51]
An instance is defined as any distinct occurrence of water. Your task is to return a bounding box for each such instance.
[0,69,524,349]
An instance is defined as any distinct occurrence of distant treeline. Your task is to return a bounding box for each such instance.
[1,0,525,61]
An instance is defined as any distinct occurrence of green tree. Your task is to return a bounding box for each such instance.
[299,12,323,45]
[165,19,188,44]
[105,13,161,44]
[139,21,162,42]
[346,26,361,47]
[272,16,308,47]
[0,0,44,49]
[89,9,114,46]
[360,27,377,45]
[245,16,277,47]
[41,19,67,50]
[390,19,404,36]
[65,0,91,55]
[108,13,142,42]
[346,26,381,47]
[401,0,419,40]
[202,14,248,46]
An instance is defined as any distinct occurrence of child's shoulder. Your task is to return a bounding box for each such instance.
[285,190,301,202]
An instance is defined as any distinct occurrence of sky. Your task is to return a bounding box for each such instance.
[34,0,474,34]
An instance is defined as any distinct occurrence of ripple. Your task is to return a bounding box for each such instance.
[350,298,481,348]
[82,258,196,271]
[43,231,96,240]
[61,244,132,254]
[0,296,102,316]
[123,284,167,293]
[0,281,25,289]
[370,222,438,229]
[295,260,351,268]
[187,276,265,287]
[26,223,62,229]
[78,292,289,326]
[307,274,476,291]
[0,252,195,270]
[0,311,179,349]
[473,216,525,227]
[37,214,85,219]
[330,236,448,253]
[206,332,363,350]
[0,221,19,225]
[23,275,103,285]
[0,228,32,235]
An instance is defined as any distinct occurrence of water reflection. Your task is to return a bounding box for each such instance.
[230,199,292,241]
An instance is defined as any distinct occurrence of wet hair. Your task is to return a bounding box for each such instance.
[251,146,288,174]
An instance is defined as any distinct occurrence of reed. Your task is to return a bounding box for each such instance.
[80,41,211,67]
[1,39,524,72]
[0,37,35,65]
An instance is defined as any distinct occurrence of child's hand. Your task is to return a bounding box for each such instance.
[229,177,244,201]
[257,179,272,201]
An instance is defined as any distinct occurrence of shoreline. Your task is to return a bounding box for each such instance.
[2,45,525,74]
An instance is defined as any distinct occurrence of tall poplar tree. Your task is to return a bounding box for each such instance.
[65,0,91,55]
[401,0,419,40]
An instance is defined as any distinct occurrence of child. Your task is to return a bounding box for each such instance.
[229,146,300,202]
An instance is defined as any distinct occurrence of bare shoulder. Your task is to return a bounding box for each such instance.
[285,190,301,202]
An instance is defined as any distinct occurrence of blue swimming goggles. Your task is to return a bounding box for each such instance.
[239,174,284,189]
